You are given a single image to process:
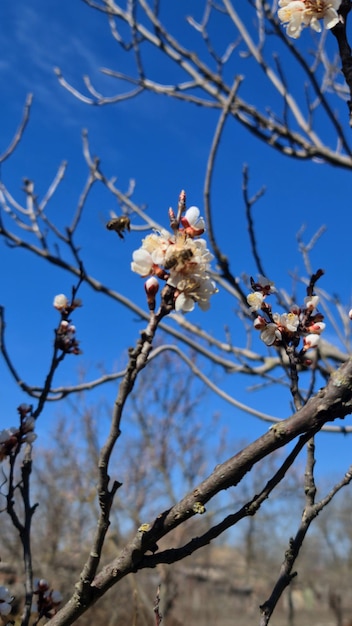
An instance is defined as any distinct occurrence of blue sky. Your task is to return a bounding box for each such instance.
[1,0,352,484]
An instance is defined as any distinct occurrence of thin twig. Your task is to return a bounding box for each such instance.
[0,94,33,165]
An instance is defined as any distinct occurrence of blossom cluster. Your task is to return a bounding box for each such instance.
[0,586,13,619]
[247,275,325,356]
[53,294,81,354]
[278,0,341,38]
[131,200,217,313]
[32,579,62,618]
[0,404,36,462]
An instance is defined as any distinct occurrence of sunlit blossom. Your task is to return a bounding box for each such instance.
[131,248,154,276]
[170,273,218,313]
[247,291,265,312]
[181,206,205,234]
[273,312,300,333]
[260,324,282,346]
[278,0,341,39]
[248,273,326,358]
[53,294,69,310]
[131,201,217,313]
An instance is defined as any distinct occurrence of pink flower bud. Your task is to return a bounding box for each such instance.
[290,304,300,315]
[253,315,266,330]
[304,295,319,311]
[303,334,320,351]
[307,322,325,334]
[145,277,159,311]
[145,277,159,296]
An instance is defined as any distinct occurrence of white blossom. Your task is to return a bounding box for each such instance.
[247,291,264,312]
[53,294,69,310]
[170,273,218,313]
[260,324,282,346]
[182,206,205,231]
[131,216,217,313]
[131,248,154,276]
[273,312,300,333]
[278,0,341,39]
[0,427,17,443]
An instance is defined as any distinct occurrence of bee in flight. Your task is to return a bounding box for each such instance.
[106,216,131,240]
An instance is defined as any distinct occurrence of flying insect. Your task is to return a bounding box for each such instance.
[106,216,131,240]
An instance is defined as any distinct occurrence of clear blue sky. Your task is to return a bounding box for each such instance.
[0,1,351,480]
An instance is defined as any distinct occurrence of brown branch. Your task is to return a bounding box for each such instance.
[259,445,352,625]
[135,430,313,567]
[74,295,174,597]
[203,75,247,305]
[242,164,266,278]
[331,0,352,125]
[47,356,352,625]
[57,2,352,167]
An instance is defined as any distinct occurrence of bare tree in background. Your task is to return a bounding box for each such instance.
[1,1,352,625]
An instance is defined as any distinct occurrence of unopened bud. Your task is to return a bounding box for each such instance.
[145,277,159,311]
[253,315,266,330]
[303,334,320,351]
[307,322,326,334]
[53,294,69,311]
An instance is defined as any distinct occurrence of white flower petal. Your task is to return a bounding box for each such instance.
[131,249,154,276]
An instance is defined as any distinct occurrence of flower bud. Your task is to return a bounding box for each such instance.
[53,294,69,310]
[253,315,266,330]
[307,322,325,334]
[303,334,321,351]
[145,277,159,311]
[304,295,319,311]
